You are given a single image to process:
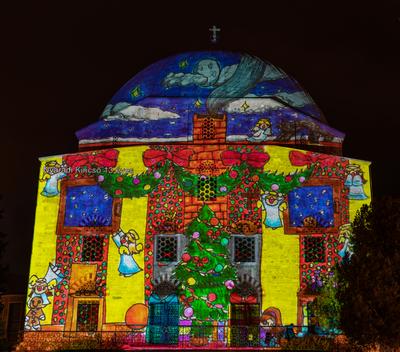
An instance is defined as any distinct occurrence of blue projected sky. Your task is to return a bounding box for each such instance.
[64,185,113,227]
[288,185,334,227]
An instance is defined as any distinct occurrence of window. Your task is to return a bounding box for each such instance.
[304,236,325,263]
[156,236,178,263]
[76,302,99,332]
[82,235,103,262]
[202,117,215,140]
[288,185,334,228]
[65,185,113,227]
[234,237,256,263]
[283,178,343,234]
[197,176,217,201]
[57,178,122,235]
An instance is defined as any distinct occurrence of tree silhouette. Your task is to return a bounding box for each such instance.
[337,198,400,348]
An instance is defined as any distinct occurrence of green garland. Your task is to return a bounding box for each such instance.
[172,163,248,197]
[98,160,314,198]
[250,166,314,194]
[98,161,170,198]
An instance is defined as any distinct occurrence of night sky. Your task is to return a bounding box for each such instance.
[1,1,399,293]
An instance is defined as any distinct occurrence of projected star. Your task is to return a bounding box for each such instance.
[179,60,189,69]
[130,86,141,98]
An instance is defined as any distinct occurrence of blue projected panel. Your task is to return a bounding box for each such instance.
[64,185,113,227]
[288,186,334,228]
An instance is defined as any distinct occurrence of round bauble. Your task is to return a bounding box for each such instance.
[125,303,149,329]
[208,293,217,302]
[182,253,191,262]
[229,170,238,179]
[225,280,235,290]
[183,306,194,318]
[187,277,196,286]
[210,217,219,226]
[215,264,223,272]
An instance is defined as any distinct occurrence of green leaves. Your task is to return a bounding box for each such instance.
[252,165,314,194]
[99,155,314,200]
[198,205,214,222]
[337,198,400,348]
[98,161,170,198]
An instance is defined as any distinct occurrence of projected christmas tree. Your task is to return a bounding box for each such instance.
[173,205,237,333]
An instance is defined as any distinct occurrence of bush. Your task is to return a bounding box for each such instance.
[337,198,400,349]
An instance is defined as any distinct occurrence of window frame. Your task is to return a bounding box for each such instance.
[154,234,185,265]
[230,234,259,264]
[283,178,342,234]
[154,234,179,265]
[57,178,122,235]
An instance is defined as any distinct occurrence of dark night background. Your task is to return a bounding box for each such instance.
[1,1,399,294]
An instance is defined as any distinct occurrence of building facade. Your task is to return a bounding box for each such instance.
[23,52,371,348]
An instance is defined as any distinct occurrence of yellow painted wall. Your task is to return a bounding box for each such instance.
[260,146,303,325]
[27,156,63,324]
[348,159,372,221]
[105,146,148,323]
[28,144,372,328]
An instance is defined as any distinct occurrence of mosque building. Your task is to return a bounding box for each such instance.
[23,51,371,348]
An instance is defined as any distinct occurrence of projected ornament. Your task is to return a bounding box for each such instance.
[125,303,148,329]
[210,217,219,226]
[183,306,194,318]
[215,264,223,272]
[182,253,191,262]
[208,293,217,302]
[225,280,235,290]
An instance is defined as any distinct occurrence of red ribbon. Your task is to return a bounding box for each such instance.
[289,151,337,168]
[143,149,193,167]
[221,151,269,168]
[64,149,118,169]
[230,292,257,304]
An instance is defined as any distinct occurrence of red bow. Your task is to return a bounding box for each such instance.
[64,149,118,169]
[230,292,257,304]
[221,151,269,168]
[143,149,193,167]
[289,151,338,169]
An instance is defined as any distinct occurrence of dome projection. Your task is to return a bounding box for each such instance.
[76,51,344,147]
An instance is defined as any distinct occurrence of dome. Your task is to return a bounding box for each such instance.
[77,51,344,148]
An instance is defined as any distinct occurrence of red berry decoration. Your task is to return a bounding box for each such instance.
[252,175,260,182]
[285,175,292,182]
[210,217,219,226]
[182,253,191,262]
[116,176,124,182]
[115,189,123,195]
